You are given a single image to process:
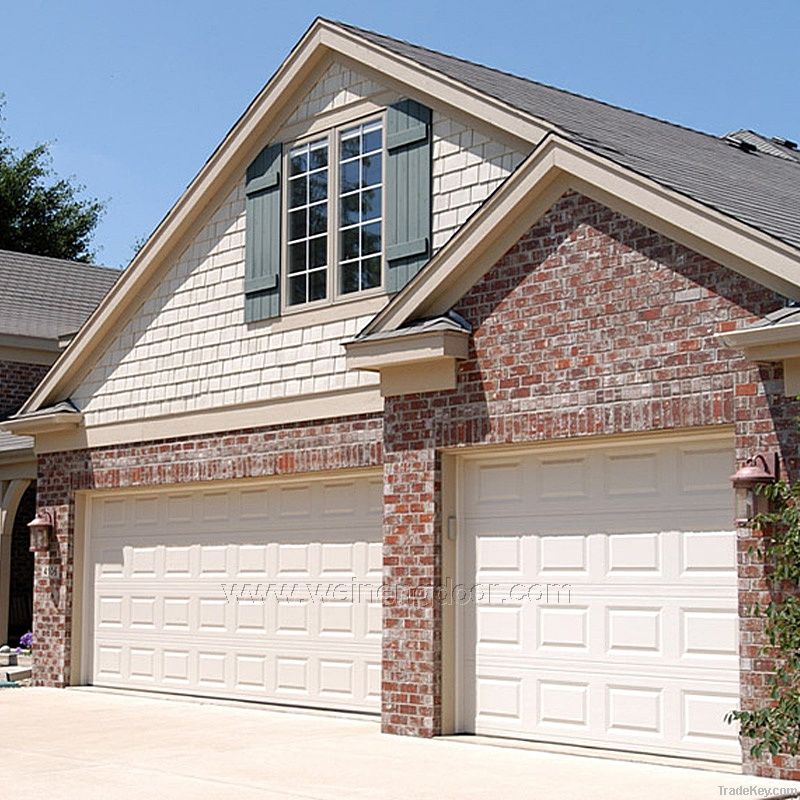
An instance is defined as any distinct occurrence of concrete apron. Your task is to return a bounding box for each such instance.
[1,687,798,800]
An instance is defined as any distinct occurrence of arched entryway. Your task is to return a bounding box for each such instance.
[0,480,35,647]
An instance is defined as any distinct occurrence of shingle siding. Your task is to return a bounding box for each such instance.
[71,62,524,427]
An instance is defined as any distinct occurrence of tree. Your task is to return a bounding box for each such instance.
[0,101,104,262]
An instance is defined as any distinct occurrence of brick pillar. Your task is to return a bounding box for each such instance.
[382,397,442,737]
[735,363,800,778]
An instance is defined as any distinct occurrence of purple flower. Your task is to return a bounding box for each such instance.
[19,632,32,649]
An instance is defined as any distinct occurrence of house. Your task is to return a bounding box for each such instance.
[4,18,800,780]
[0,249,118,646]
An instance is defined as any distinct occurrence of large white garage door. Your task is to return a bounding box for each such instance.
[459,435,740,761]
[86,473,383,712]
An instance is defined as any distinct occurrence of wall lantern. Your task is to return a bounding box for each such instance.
[28,510,53,553]
[730,453,778,525]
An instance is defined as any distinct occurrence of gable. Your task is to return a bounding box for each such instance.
[450,191,784,414]
[64,60,525,440]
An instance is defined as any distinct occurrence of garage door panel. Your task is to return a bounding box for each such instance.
[88,474,382,713]
[461,438,740,761]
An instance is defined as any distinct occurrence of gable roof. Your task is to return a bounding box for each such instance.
[15,18,800,417]
[0,249,120,341]
[340,22,800,252]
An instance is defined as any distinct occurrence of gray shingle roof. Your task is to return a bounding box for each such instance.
[337,22,800,251]
[0,249,120,340]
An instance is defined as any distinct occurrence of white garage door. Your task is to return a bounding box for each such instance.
[459,435,740,761]
[86,473,383,712]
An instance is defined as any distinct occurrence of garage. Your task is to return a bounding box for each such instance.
[457,434,740,762]
[83,472,383,713]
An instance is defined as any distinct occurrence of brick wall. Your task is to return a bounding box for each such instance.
[382,192,800,779]
[0,360,49,419]
[33,413,383,687]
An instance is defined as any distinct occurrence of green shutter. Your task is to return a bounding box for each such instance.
[244,142,282,322]
[385,100,432,293]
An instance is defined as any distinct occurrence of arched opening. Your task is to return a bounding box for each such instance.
[6,484,35,647]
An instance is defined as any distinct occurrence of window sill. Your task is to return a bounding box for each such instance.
[248,291,391,333]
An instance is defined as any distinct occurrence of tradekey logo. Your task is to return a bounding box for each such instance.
[220,578,572,605]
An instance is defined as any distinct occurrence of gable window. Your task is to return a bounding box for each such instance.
[284,118,385,308]
[339,121,383,294]
[287,137,329,306]
[245,99,430,323]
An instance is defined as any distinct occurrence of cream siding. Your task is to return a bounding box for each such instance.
[70,61,528,427]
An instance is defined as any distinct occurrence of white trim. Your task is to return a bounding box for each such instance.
[31,386,383,454]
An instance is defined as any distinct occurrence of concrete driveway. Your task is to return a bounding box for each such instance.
[1,688,798,800]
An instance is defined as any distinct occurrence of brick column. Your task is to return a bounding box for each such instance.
[382,397,442,737]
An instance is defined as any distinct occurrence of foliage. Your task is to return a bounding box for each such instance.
[727,480,800,757]
[0,99,104,262]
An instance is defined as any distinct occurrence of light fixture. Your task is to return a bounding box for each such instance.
[28,510,53,552]
[730,453,778,525]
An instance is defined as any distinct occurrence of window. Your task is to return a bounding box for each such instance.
[338,121,382,294]
[287,137,329,306]
[284,119,384,308]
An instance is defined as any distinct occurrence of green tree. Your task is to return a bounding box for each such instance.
[0,101,104,262]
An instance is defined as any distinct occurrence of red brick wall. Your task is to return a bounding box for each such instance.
[0,359,49,419]
[34,414,383,687]
[382,192,800,777]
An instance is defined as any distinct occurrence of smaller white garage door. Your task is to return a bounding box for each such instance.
[85,473,383,712]
[459,435,740,762]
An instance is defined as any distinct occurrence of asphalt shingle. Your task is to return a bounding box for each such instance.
[338,22,800,252]
[0,249,120,340]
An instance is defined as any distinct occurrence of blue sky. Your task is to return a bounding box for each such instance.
[2,0,797,268]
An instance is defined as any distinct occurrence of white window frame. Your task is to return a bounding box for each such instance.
[281,111,386,313]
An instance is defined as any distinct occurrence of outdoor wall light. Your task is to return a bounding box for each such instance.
[730,453,778,525]
[28,510,53,552]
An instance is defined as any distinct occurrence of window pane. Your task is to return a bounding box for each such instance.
[361,257,381,290]
[341,228,360,261]
[362,153,381,188]
[361,188,381,221]
[289,177,306,209]
[362,127,381,154]
[309,171,327,202]
[340,132,360,160]
[288,209,306,242]
[289,274,306,305]
[340,161,359,194]
[341,193,360,227]
[288,242,306,274]
[309,270,326,302]
[340,262,359,295]
[309,146,328,170]
[309,204,327,236]
[337,120,383,296]
[308,236,326,269]
[361,222,381,256]
[289,150,307,177]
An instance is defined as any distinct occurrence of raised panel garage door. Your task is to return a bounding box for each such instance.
[86,473,383,712]
[459,435,740,762]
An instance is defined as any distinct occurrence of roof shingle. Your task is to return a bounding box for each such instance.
[0,249,120,340]
[338,22,800,251]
